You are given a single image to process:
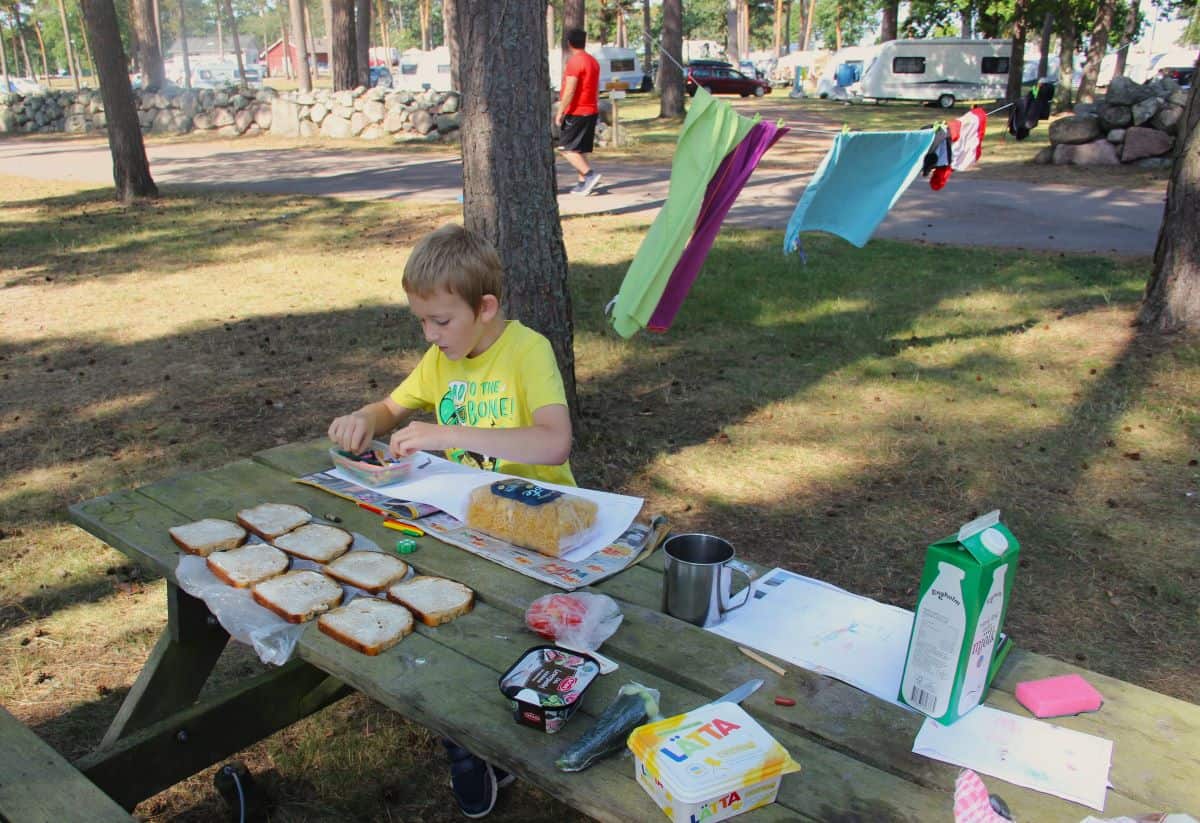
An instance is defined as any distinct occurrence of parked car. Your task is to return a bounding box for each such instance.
[1156,64,1194,87]
[685,63,771,97]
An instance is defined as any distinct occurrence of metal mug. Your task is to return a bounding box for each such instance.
[661,533,755,628]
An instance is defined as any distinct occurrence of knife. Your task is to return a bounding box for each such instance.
[703,678,764,709]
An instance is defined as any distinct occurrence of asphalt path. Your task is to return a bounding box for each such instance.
[0,131,1166,255]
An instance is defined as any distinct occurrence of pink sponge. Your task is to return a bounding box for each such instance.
[1015,673,1103,718]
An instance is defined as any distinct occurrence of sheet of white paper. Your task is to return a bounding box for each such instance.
[708,568,915,705]
[913,705,1113,810]
[335,454,644,563]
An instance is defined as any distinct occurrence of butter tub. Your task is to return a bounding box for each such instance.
[627,702,800,823]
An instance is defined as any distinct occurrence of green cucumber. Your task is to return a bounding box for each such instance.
[556,683,661,773]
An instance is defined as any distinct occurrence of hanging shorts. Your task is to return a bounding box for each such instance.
[558,114,598,153]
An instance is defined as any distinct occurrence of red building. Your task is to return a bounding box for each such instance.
[263,37,330,77]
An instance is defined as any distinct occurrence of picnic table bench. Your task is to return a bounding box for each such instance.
[66,439,1200,821]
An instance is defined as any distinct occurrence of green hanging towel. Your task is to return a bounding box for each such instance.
[608,89,755,339]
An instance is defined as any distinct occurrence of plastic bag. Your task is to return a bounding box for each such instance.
[466,479,598,557]
[525,592,623,652]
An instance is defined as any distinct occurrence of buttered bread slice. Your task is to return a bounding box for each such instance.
[318,598,414,655]
[207,543,290,588]
[236,503,312,540]
[387,576,474,626]
[169,518,247,556]
[323,551,409,593]
[252,569,344,623]
[272,523,353,563]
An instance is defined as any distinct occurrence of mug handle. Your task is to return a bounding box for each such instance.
[724,560,757,612]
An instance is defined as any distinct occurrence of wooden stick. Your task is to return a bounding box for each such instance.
[738,646,786,677]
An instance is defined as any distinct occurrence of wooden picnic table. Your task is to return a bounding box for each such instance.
[68,439,1200,821]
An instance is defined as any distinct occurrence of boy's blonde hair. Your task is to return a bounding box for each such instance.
[402,224,503,313]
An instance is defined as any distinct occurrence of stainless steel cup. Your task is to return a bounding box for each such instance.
[661,533,755,628]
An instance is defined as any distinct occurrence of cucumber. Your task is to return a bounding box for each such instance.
[556,683,661,773]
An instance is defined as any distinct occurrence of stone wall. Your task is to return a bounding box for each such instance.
[0,84,462,142]
[1036,75,1187,168]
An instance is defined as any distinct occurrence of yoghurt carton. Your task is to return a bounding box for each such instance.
[627,702,801,823]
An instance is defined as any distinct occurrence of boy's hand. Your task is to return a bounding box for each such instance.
[389,421,446,457]
[328,413,374,453]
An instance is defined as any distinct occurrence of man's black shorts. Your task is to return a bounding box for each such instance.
[558,114,598,153]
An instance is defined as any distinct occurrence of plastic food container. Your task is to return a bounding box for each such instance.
[329,447,415,487]
[498,645,600,733]
[627,702,801,823]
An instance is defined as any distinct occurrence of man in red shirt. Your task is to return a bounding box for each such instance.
[555,28,602,196]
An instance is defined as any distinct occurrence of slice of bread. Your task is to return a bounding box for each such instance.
[206,543,290,588]
[318,598,415,655]
[169,518,247,556]
[323,551,410,594]
[387,576,474,626]
[272,523,353,563]
[236,503,312,540]
[252,570,344,623]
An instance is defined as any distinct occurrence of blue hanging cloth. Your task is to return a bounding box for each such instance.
[784,129,936,254]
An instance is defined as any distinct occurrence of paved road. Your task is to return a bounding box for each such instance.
[0,132,1166,255]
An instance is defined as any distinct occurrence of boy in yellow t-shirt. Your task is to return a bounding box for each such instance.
[328,223,574,818]
[328,222,575,487]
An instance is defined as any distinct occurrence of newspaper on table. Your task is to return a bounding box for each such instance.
[296,455,654,590]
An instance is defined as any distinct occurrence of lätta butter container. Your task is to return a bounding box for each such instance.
[627,702,801,823]
[498,645,599,733]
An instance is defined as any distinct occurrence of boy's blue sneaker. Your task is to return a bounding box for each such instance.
[568,178,587,195]
[443,740,515,819]
[579,170,603,196]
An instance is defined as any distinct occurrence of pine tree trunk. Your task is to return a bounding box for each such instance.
[802,0,814,49]
[225,0,244,84]
[14,6,36,78]
[443,0,458,90]
[659,0,683,118]
[1037,11,1053,79]
[1137,68,1200,333]
[33,19,50,80]
[1054,12,1075,112]
[331,0,356,90]
[418,0,429,51]
[562,0,582,55]
[80,0,157,201]
[289,0,312,91]
[1077,0,1116,104]
[177,0,189,87]
[880,0,898,42]
[448,0,576,413]
[642,0,651,71]
[773,0,784,56]
[0,24,9,92]
[726,0,737,62]
[1113,4,1137,79]
[279,13,292,78]
[1006,0,1028,102]
[322,0,333,75]
[133,0,164,88]
[355,0,369,86]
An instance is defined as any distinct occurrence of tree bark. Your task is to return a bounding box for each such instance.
[1076,0,1116,104]
[54,0,78,89]
[1137,61,1200,332]
[1054,11,1075,112]
[322,0,333,74]
[448,0,577,413]
[152,0,160,51]
[77,0,98,79]
[659,0,683,117]
[224,0,245,85]
[80,0,157,201]
[726,0,737,62]
[546,2,554,60]
[133,0,164,88]
[177,0,189,88]
[13,5,35,78]
[444,0,458,90]
[0,21,9,92]
[1037,11,1053,79]
[880,0,898,42]
[642,0,651,71]
[331,0,356,90]
[1113,2,1137,79]
[279,10,292,78]
[33,18,50,80]
[1006,0,1029,101]
[802,0,814,50]
[773,0,784,57]
[418,0,429,50]
[355,0,370,86]
[289,0,312,91]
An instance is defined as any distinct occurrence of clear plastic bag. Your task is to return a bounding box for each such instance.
[525,592,623,652]
[466,479,599,557]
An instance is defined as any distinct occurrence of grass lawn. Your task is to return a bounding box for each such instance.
[1,171,1197,821]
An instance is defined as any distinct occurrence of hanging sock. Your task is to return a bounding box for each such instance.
[783,129,935,254]
[608,88,755,339]
[646,120,789,333]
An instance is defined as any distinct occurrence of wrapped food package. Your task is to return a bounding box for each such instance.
[466,479,599,557]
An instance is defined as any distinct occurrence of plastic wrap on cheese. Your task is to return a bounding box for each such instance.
[465,479,599,557]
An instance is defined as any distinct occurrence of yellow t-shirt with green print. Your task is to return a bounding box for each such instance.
[389,320,576,487]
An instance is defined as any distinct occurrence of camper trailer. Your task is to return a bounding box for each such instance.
[816,45,881,99]
[548,46,652,92]
[853,38,1014,107]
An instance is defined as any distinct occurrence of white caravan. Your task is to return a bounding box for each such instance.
[548,46,652,92]
[854,38,1014,108]
[816,45,882,99]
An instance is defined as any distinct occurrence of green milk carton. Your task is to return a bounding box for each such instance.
[898,510,1019,725]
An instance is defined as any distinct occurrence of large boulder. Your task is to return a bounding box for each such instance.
[213,107,236,127]
[1032,146,1054,164]
[1121,126,1172,162]
[138,108,156,129]
[440,91,461,113]
[410,109,435,134]
[320,114,352,138]
[234,108,254,134]
[152,109,175,131]
[349,111,367,135]
[177,91,199,117]
[1053,139,1120,165]
[383,112,405,132]
[435,113,460,133]
[0,108,15,133]
[298,119,318,137]
[1049,115,1102,145]
[192,111,216,130]
[63,113,90,133]
[270,96,301,137]
[170,112,192,134]
[363,100,385,123]
[1097,103,1132,131]
[1106,128,1126,144]
[309,102,328,124]
[360,124,384,140]
[1104,75,1155,106]
[1152,105,1183,135]
[1130,96,1162,126]
[253,103,272,129]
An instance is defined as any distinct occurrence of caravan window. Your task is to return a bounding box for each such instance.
[610,58,635,72]
[982,56,1009,74]
[892,56,926,74]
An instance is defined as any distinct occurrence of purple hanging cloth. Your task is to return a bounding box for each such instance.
[647,120,789,333]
